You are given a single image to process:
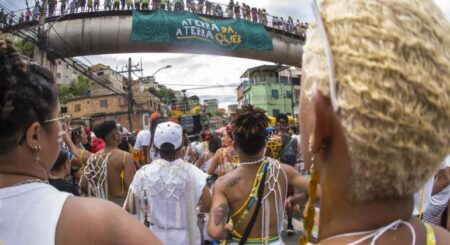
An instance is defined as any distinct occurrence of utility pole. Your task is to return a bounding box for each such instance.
[34,0,48,66]
[127,58,133,131]
[117,57,143,131]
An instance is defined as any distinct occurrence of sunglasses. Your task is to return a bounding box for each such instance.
[44,114,72,125]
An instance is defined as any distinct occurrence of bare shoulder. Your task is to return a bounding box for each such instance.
[431,224,450,245]
[56,196,161,245]
[218,168,242,188]
[278,161,297,175]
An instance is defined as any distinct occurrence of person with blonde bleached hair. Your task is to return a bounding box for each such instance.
[298,0,450,244]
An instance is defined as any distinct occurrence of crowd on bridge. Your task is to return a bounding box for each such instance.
[0,0,309,37]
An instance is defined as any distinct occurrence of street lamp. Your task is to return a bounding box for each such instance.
[150,65,172,78]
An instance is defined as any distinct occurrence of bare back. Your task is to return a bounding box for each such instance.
[82,148,135,200]
[105,150,131,198]
[219,158,288,238]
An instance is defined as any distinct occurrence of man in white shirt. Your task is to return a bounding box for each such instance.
[133,129,151,165]
[125,122,212,245]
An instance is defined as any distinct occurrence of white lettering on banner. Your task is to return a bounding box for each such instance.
[176,17,241,45]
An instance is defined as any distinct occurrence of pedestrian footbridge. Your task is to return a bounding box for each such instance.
[12,11,304,66]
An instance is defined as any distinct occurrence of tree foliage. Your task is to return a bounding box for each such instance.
[14,39,34,58]
[188,95,200,104]
[58,75,92,104]
[148,86,176,103]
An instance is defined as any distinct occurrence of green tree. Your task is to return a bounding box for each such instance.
[14,39,34,58]
[58,75,92,104]
[188,95,200,104]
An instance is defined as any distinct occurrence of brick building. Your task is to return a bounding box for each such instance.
[66,92,161,131]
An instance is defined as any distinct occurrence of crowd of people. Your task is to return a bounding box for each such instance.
[0,0,309,37]
[1,0,450,244]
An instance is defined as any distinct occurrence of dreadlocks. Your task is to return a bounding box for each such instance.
[232,105,269,155]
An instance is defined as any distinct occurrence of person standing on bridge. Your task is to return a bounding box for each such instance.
[104,0,111,10]
[79,0,86,12]
[48,0,57,16]
[60,0,67,14]
[126,0,134,10]
[113,0,120,10]
[233,1,240,19]
[160,0,167,10]
[0,35,163,245]
[227,0,234,18]
[142,0,150,11]
[134,0,141,10]
[87,0,94,12]
[25,8,32,21]
[121,0,126,10]
[94,0,100,11]
[152,0,160,10]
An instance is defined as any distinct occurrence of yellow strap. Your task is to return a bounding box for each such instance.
[424,223,436,245]
[80,150,85,167]
[120,152,126,193]
[418,188,425,220]
[230,162,264,218]
[231,230,278,242]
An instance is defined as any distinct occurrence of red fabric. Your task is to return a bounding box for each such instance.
[91,138,105,153]
[204,132,211,141]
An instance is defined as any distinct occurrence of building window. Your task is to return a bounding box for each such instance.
[279,76,289,84]
[286,90,292,99]
[271,89,279,99]
[273,109,280,116]
[292,77,300,85]
[100,99,108,108]
[75,104,81,112]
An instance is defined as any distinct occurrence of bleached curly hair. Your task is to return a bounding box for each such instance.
[303,0,450,202]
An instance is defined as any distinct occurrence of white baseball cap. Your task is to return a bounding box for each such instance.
[154,122,183,150]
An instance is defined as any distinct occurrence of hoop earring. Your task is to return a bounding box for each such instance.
[34,145,41,164]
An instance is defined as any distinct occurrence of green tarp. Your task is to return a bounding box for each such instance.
[131,10,273,51]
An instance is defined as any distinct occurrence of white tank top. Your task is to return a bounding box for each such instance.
[0,183,70,245]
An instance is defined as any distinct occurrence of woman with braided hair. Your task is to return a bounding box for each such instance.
[0,35,161,245]
[208,105,311,244]
[298,0,450,244]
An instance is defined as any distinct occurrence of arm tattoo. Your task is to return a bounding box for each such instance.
[214,203,228,226]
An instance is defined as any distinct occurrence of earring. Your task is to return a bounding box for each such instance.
[34,145,41,164]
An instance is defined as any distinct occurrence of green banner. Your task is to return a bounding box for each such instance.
[131,10,273,51]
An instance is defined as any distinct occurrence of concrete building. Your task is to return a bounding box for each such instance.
[237,65,300,117]
[54,59,87,85]
[204,98,219,115]
[89,64,125,95]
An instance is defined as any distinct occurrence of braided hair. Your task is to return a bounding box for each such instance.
[0,35,57,154]
[232,105,269,155]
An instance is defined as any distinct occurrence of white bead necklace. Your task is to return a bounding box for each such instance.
[239,157,267,166]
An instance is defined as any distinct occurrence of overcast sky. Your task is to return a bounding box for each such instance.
[7,0,450,108]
